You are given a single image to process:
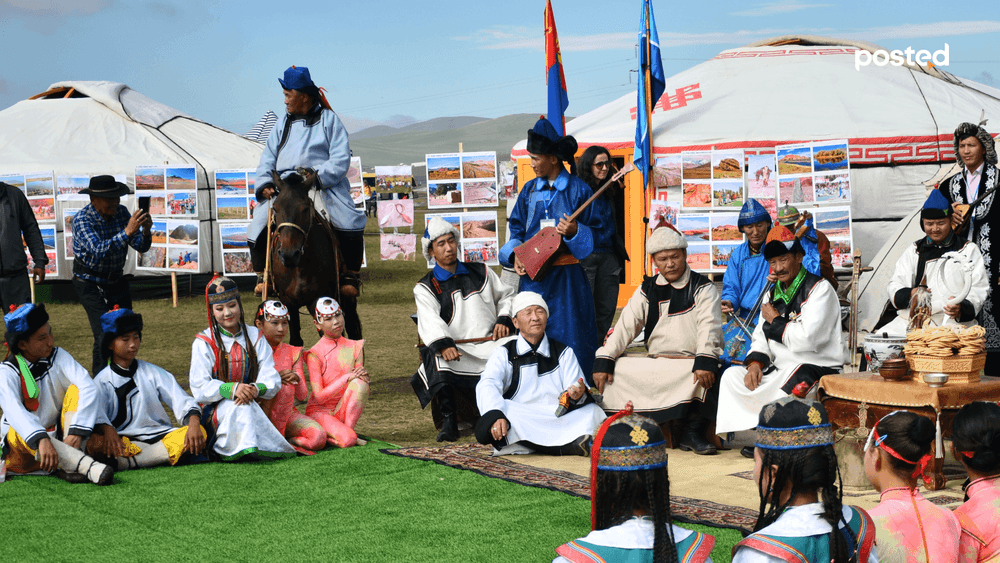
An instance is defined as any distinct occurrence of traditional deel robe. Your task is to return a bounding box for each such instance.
[0,348,99,473]
[940,166,1000,356]
[732,503,877,563]
[867,487,961,563]
[717,270,844,434]
[304,335,368,447]
[956,476,1000,563]
[721,240,771,362]
[476,334,606,448]
[554,519,715,563]
[883,234,988,335]
[500,169,603,378]
[94,359,200,443]
[411,261,515,406]
[258,343,311,436]
[594,267,722,423]
[189,326,295,461]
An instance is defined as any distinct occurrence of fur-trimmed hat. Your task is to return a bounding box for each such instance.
[422,216,460,262]
[755,395,834,451]
[99,306,143,362]
[763,225,804,260]
[954,121,997,168]
[4,303,49,354]
[646,225,687,255]
[526,117,578,164]
[739,198,772,229]
[512,291,548,317]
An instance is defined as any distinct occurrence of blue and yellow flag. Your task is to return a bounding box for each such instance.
[633,0,666,189]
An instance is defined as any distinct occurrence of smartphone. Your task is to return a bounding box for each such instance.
[138,196,151,214]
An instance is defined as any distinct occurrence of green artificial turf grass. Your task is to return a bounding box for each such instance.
[1,442,740,563]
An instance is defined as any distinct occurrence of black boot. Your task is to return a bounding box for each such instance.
[557,434,591,457]
[678,416,717,455]
[436,387,459,443]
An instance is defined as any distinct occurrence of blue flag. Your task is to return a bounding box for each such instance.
[633,0,666,189]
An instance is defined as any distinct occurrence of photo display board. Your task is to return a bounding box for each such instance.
[348,157,364,205]
[426,151,499,209]
[211,168,255,276]
[424,210,500,266]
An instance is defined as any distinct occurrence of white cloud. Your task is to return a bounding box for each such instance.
[729,1,830,17]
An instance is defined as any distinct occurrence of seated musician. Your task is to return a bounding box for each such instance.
[720,198,773,364]
[413,217,515,442]
[717,229,844,457]
[881,189,988,335]
[592,226,722,455]
[475,292,606,456]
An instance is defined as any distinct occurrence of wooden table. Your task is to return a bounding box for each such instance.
[818,372,1000,490]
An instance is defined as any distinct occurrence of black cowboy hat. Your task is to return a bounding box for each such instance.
[80,175,132,198]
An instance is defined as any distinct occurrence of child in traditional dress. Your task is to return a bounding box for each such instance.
[952,402,1000,563]
[554,404,715,563]
[188,276,295,461]
[734,393,877,563]
[863,410,961,562]
[90,307,208,470]
[254,301,326,454]
[0,304,113,485]
[305,297,369,448]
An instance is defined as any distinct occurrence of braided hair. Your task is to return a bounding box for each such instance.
[204,276,260,384]
[594,468,678,563]
[953,402,1000,475]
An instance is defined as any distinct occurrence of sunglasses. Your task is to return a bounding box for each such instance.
[594,161,611,169]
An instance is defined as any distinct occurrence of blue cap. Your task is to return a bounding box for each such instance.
[279,66,315,91]
[738,198,772,229]
[100,307,143,336]
[4,303,48,353]
[4,303,38,335]
[920,189,951,222]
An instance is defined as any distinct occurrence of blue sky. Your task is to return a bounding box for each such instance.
[1,0,998,135]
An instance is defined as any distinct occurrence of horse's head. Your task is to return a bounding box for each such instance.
[271,169,317,267]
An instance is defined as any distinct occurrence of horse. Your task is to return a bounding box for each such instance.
[268,169,362,346]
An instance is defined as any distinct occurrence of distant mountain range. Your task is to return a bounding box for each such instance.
[350,116,489,140]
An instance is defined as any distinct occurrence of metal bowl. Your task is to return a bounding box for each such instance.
[923,372,949,388]
[878,358,910,381]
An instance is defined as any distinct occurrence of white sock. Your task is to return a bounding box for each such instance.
[118,441,170,470]
[50,438,110,484]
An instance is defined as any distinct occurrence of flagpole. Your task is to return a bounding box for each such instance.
[643,1,654,275]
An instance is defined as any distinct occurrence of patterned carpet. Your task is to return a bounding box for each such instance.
[382,442,759,533]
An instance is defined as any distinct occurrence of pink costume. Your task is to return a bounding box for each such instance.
[305,335,369,448]
[868,486,961,563]
[259,341,326,453]
[956,476,1000,563]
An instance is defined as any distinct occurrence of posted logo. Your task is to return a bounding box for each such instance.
[855,44,950,71]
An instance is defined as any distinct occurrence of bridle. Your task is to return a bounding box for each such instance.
[271,190,315,254]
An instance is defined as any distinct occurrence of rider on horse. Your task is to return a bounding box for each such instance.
[248,65,366,298]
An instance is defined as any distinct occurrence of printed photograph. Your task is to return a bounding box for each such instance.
[653,155,683,191]
[425,214,462,234]
[712,181,744,209]
[462,239,499,265]
[149,196,166,215]
[169,247,199,270]
[167,192,197,215]
[682,152,711,180]
[223,250,254,275]
[135,168,165,191]
[682,182,711,208]
[39,226,56,250]
[461,154,497,179]
[247,176,255,196]
[710,214,742,241]
[812,142,849,172]
[813,173,851,203]
[43,252,57,276]
[777,145,812,175]
[63,208,80,232]
[165,167,197,191]
[815,208,851,237]
[217,196,249,220]
[375,165,414,188]
[138,246,167,269]
[167,220,199,245]
[829,238,853,269]
[215,171,248,197]
[377,199,415,229]
[427,156,461,181]
[428,182,462,207]
[746,154,777,198]
[348,157,363,186]
[778,176,814,204]
[677,215,710,242]
[649,199,679,231]
[712,151,743,180]
[151,221,167,244]
[380,234,416,261]
[462,212,498,239]
[64,234,74,259]
[25,173,55,197]
[57,176,89,199]
[756,198,778,224]
[1,174,25,190]
[463,181,498,206]
[712,243,739,272]
[29,197,55,221]
[220,224,249,249]
[351,185,365,205]
[686,243,711,271]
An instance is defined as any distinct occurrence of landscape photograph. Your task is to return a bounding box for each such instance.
[425,214,461,233]
[1,175,25,190]
[63,208,79,231]
[428,182,462,207]
[461,154,496,179]
[712,243,738,271]
[710,214,742,241]
[777,145,813,175]
[57,175,89,198]
[221,224,248,249]
[712,151,743,180]
[42,252,57,275]
[682,182,711,207]
[463,181,498,206]
[138,246,167,269]
[779,176,814,204]
[427,156,461,181]
[375,165,414,187]
[814,173,851,203]
[149,196,166,215]
[150,221,167,244]
[165,167,197,191]
[215,171,247,196]
[653,155,682,190]
[677,215,710,242]
[747,154,777,197]
[25,173,55,197]
[40,226,56,250]
[224,250,253,274]
[168,248,199,270]
[686,244,711,271]
[64,234,74,258]
[29,197,55,221]
[167,221,199,245]
[135,168,164,191]
[815,209,851,237]
[682,152,711,180]
[712,181,744,209]
[462,212,497,239]
[462,239,499,264]
[217,196,249,220]
[247,177,255,195]
[812,142,849,172]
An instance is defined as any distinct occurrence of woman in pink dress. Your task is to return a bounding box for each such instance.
[305,297,369,448]
[952,402,1000,563]
[253,301,326,454]
[864,410,961,563]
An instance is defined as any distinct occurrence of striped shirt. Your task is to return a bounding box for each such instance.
[72,204,150,283]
